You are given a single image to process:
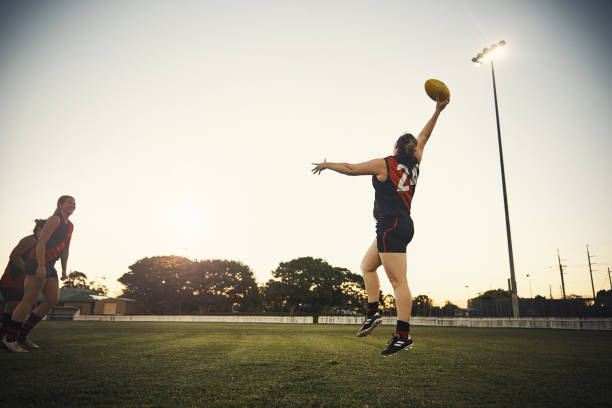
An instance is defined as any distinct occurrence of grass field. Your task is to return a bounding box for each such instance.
[1,322,611,408]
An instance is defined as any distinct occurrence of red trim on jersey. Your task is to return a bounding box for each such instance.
[386,157,414,211]
[382,217,398,252]
[1,263,25,290]
[26,222,73,264]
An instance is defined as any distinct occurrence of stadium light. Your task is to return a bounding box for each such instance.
[471,40,520,318]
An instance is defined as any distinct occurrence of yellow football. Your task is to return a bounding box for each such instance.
[424,79,450,101]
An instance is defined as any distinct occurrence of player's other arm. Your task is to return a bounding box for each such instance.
[415,97,450,162]
[60,242,70,281]
[9,236,37,271]
[35,216,60,279]
[311,158,387,178]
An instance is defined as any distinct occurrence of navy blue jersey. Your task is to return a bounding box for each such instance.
[372,155,420,219]
[26,215,73,266]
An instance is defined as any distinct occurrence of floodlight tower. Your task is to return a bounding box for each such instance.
[472,40,520,318]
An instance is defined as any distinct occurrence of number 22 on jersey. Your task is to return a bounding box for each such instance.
[396,163,419,192]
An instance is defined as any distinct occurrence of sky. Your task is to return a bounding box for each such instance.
[1,0,611,307]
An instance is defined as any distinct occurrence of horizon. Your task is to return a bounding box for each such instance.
[1,0,611,308]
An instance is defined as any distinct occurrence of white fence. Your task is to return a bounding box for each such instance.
[317,316,612,330]
[74,313,313,324]
[70,313,612,329]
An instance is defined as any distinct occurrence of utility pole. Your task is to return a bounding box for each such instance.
[608,267,611,291]
[557,249,567,300]
[587,244,596,299]
[549,284,553,299]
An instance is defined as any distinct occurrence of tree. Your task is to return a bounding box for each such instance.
[412,294,433,316]
[596,289,612,308]
[263,257,366,315]
[118,256,261,314]
[381,294,396,314]
[62,271,108,295]
[467,289,513,317]
[467,289,511,308]
[440,301,460,317]
[188,259,262,313]
[118,256,193,314]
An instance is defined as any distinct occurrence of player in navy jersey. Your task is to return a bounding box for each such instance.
[0,220,46,348]
[312,97,449,355]
[2,196,75,352]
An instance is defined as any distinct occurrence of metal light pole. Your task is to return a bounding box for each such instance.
[472,40,520,318]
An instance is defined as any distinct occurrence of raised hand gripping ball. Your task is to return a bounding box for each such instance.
[424,79,450,101]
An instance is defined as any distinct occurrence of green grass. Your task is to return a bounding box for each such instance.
[1,322,611,408]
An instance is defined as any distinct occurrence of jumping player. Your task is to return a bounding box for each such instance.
[312,97,449,355]
[1,195,75,352]
[0,219,46,347]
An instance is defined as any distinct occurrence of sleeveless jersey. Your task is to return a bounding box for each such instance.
[27,215,73,266]
[0,235,36,291]
[372,155,420,219]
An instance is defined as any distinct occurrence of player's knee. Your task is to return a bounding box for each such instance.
[387,275,407,289]
[361,259,379,274]
[387,275,400,288]
[43,294,60,306]
[21,295,39,306]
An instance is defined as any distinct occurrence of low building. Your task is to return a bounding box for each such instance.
[60,287,95,315]
[57,287,140,315]
[93,296,139,315]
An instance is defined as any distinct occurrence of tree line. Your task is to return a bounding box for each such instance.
[65,255,469,316]
[467,288,612,317]
[115,256,368,315]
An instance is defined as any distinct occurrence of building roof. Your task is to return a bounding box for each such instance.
[1,287,135,303]
[91,295,109,301]
[60,287,95,302]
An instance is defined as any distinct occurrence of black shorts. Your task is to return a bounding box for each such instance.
[0,286,22,302]
[25,259,58,279]
[0,262,25,301]
[376,216,414,253]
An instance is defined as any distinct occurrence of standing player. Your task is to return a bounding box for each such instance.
[1,195,75,352]
[0,219,46,348]
[312,97,449,355]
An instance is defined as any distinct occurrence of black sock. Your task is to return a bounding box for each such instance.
[396,320,410,339]
[19,313,42,339]
[0,312,11,337]
[366,302,379,315]
[5,319,22,342]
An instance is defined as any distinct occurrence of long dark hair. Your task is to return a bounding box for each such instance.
[395,133,417,157]
[33,219,46,234]
[53,195,74,217]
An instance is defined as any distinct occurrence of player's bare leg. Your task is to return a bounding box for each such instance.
[357,240,384,337]
[11,276,43,323]
[379,252,413,355]
[19,277,59,349]
[2,276,42,352]
[361,240,382,303]
[32,277,59,319]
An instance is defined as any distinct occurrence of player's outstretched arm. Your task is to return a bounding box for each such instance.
[312,158,386,177]
[415,97,450,162]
